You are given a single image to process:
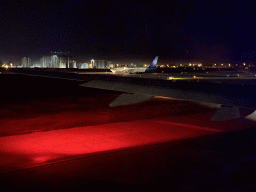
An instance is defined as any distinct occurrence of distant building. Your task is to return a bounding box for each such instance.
[93,60,114,69]
[69,60,76,68]
[22,57,31,68]
[39,52,74,68]
[77,63,89,69]
[107,61,114,68]
[40,56,51,68]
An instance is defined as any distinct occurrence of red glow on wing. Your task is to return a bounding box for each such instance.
[0,118,223,173]
[1,112,255,173]
[33,156,51,162]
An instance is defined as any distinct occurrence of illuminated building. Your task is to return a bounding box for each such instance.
[39,52,74,68]
[77,63,89,69]
[22,57,31,68]
[93,60,114,69]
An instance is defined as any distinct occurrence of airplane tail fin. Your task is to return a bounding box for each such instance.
[145,56,158,72]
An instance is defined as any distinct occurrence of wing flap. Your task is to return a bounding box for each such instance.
[245,110,256,121]
[109,93,153,107]
[211,105,241,121]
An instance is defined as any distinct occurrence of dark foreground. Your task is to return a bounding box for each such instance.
[0,74,256,191]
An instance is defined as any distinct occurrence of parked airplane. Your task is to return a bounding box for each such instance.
[110,56,158,74]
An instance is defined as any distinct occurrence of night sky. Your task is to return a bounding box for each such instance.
[1,0,256,64]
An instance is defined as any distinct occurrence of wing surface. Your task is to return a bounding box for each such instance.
[80,80,232,106]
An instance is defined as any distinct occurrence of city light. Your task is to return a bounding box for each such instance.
[2,55,250,71]
[1,64,8,69]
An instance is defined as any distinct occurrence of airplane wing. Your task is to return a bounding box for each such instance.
[80,79,255,108]
[80,78,256,121]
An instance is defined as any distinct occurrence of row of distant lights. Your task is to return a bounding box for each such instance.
[0,62,249,69]
[89,61,249,68]
[163,63,203,68]
[214,63,250,67]
[165,62,251,68]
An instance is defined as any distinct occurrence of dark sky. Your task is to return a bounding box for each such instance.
[1,0,256,64]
